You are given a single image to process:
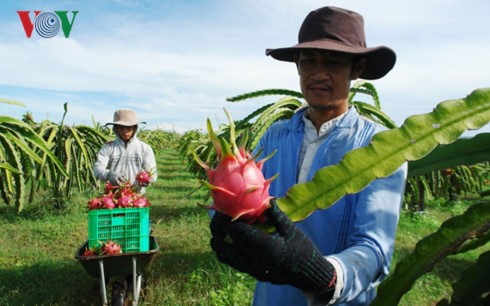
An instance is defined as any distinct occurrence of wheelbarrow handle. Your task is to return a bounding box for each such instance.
[99,259,108,305]
[132,256,143,306]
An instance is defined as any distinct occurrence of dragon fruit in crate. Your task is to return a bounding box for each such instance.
[193,109,277,223]
[100,194,116,209]
[87,180,150,210]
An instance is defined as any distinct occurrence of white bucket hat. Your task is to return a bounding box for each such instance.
[106,109,145,126]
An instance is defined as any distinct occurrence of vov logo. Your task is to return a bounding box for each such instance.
[17,11,79,38]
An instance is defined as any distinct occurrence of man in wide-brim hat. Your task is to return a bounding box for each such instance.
[266,6,396,80]
[209,6,407,306]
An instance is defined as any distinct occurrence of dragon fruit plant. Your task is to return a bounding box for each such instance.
[193,109,277,223]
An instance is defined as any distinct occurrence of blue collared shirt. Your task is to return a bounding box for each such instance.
[252,107,407,305]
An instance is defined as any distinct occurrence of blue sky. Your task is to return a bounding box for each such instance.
[1,0,489,136]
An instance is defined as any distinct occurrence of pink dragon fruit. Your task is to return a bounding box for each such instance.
[136,169,153,186]
[82,249,96,257]
[133,195,150,208]
[83,240,122,256]
[88,176,151,211]
[117,194,133,208]
[194,109,277,223]
[100,194,116,209]
[102,240,122,255]
[87,197,102,210]
[104,181,117,194]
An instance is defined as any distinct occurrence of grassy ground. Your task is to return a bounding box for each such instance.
[0,148,486,305]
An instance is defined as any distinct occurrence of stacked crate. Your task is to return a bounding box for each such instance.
[88,207,150,253]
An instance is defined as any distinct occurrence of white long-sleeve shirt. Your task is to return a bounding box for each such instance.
[93,130,157,192]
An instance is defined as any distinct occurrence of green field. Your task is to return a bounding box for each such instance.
[0,149,486,305]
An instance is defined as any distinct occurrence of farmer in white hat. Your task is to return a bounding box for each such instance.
[209,6,407,305]
[93,109,157,192]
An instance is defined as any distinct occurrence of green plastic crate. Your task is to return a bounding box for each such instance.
[88,207,150,253]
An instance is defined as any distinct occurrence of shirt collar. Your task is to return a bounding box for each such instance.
[302,109,347,137]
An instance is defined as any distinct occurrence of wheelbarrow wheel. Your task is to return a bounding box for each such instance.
[111,279,128,306]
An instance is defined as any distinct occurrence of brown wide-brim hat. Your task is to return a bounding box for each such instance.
[105,109,146,126]
[266,6,396,80]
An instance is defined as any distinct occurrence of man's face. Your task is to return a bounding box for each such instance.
[297,50,359,112]
[116,125,136,141]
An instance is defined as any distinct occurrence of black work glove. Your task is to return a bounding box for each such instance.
[108,171,125,186]
[210,200,336,303]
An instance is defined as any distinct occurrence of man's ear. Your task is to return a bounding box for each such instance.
[351,58,367,80]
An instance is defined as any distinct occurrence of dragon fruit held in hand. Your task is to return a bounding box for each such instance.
[193,109,277,223]
[136,169,153,186]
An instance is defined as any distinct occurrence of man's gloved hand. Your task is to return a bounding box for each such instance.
[210,200,336,303]
[108,171,125,186]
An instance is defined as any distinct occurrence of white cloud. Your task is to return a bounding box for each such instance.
[0,0,488,136]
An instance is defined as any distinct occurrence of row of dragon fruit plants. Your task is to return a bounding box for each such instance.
[0,100,179,213]
[1,85,488,214]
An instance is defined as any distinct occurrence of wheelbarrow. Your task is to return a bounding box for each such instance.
[75,236,159,306]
